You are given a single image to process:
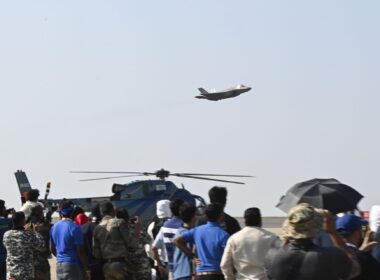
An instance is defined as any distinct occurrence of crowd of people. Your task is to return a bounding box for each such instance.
[1,186,380,280]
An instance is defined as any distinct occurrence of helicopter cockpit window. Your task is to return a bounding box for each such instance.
[112,184,125,194]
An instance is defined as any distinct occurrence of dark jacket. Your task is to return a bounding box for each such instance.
[0,218,11,260]
[347,244,380,280]
[264,239,352,280]
[196,212,241,235]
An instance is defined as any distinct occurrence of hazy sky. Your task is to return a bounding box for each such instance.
[1,1,379,216]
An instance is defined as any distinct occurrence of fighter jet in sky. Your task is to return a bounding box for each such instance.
[195,84,252,101]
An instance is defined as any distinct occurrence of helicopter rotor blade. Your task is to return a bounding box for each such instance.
[78,174,146,182]
[70,171,146,174]
[173,174,245,185]
[173,173,254,178]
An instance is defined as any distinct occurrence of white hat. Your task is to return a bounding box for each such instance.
[156,200,171,218]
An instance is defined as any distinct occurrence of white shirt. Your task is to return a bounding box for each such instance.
[19,201,44,220]
[221,226,282,280]
[152,227,168,263]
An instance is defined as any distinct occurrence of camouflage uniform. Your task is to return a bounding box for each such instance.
[3,229,45,280]
[93,216,130,280]
[25,222,51,280]
[125,224,152,280]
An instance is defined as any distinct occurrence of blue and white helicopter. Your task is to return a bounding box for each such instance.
[15,169,253,227]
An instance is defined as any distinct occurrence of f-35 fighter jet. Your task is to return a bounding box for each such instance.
[195,84,252,101]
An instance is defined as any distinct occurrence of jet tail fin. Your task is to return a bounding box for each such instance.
[198,88,208,95]
[14,170,32,205]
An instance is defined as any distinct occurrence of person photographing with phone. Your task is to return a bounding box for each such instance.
[3,211,45,280]
[116,208,152,280]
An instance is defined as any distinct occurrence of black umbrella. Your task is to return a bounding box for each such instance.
[276,178,363,214]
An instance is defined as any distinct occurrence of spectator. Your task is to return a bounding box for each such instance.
[0,200,11,280]
[336,214,380,279]
[25,205,51,280]
[152,198,184,280]
[147,199,171,276]
[173,203,197,280]
[116,208,152,280]
[50,200,90,280]
[81,204,104,280]
[264,203,360,280]
[221,207,281,280]
[197,186,241,235]
[19,189,44,221]
[3,212,45,280]
[369,205,380,234]
[369,205,380,264]
[147,200,172,240]
[73,207,89,226]
[93,202,131,279]
[175,203,229,280]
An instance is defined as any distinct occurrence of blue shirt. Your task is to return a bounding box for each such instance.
[0,218,11,260]
[173,227,193,279]
[50,219,84,264]
[182,222,229,273]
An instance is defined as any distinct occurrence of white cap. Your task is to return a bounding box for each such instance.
[156,200,171,218]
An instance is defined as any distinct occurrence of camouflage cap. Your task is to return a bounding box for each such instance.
[282,203,323,239]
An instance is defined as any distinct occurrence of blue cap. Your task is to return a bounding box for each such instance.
[60,201,75,216]
[336,214,368,236]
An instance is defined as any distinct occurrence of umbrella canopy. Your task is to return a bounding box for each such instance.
[276,178,363,214]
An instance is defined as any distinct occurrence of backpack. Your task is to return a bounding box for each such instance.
[152,216,168,240]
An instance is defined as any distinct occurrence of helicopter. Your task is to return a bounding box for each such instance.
[15,169,253,227]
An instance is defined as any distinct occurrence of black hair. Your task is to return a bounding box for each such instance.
[170,198,184,217]
[12,211,26,229]
[116,208,129,221]
[179,203,196,224]
[28,205,44,223]
[205,203,224,222]
[91,204,102,221]
[208,186,227,206]
[27,189,40,202]
[72,206,85,219]
[100,202,115,217]
[244,207,261,227]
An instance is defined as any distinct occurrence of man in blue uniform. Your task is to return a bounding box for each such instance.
[175,203,229,280]
[50,200,90,280]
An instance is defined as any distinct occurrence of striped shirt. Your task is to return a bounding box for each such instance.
[153,216,183,272]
